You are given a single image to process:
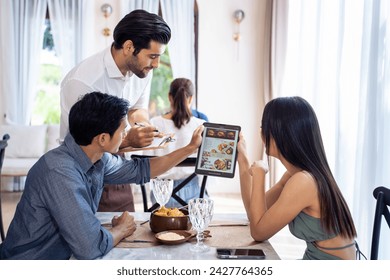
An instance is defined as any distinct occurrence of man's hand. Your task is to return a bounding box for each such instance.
[110,211,136,245]
[120,125,159,148]
[187,125,204,150]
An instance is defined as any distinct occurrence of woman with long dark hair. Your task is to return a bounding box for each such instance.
[238,96,362,259]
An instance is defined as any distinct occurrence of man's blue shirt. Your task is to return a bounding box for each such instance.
[0,134,150,259]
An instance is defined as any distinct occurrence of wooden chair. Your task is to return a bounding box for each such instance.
[131,155,208,212]
[0,134,10,241]
[370,186,390,260]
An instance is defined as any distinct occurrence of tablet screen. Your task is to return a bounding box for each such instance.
[195,122,241,178]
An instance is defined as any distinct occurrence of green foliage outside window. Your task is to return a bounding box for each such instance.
[32,19,61,125]
[31,64,61,125]
[149,48,173,117]
[42,20,54,51]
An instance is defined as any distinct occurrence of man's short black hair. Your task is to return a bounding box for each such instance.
[113,9,171,55]
[69,92,129,145]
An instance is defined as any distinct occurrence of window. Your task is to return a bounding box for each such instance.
[148,1,199,118]
[149,48,173,117]
[31,18,61,125]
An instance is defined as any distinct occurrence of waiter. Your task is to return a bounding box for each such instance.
[60,10,171,211]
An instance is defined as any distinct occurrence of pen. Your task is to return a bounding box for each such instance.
[134,122,159,132]
[159,136,174,146]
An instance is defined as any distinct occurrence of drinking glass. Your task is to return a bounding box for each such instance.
[151,178,173,209]
[188,198,214,253]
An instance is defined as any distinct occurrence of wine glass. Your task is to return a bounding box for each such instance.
[188,198,214,253]
[151,178,173,209]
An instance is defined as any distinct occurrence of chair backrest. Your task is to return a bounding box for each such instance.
[131,155,208,212]
[370,186,390,260]
[0,134,10,241]
[0,134,10,170]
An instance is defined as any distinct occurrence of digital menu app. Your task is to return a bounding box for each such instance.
[197,127,238,175]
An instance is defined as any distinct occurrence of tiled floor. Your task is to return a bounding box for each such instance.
[0,190,306,259]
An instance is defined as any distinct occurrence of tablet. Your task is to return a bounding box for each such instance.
[195,122,241,178]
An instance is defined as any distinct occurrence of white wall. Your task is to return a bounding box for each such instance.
[82,0,122,56]
[196,0,266,193]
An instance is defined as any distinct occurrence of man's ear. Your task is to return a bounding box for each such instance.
[96,133,109,147]
[123,40,134,55]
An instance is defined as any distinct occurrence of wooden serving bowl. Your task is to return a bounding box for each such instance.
[149,209,190,233]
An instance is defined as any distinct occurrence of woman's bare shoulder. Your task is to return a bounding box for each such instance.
[288,170,316,186]
[283,171,318,200]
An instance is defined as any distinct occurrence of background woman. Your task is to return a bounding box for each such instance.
[238,96,362,260]
[145,78,206,207]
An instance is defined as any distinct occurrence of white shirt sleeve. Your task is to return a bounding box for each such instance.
[60,79,94,140]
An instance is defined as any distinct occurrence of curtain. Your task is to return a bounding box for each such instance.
[0,0,47,124]
[160,0,195,83]
[276,0,390,259]
[263,0,289,187]
[119,0,159,17]
[353,0,390,259]
[47,0,85,76]
[264,0,289,105]
[0,1,14,123]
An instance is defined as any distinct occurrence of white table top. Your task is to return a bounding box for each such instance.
[96,212,280,260]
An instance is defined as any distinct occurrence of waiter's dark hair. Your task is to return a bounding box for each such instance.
[113,9,171,55]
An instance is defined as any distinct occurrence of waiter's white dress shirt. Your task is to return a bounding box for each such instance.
[60,46,152,139]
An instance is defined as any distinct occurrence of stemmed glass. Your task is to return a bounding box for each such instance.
[151,178,173,209]
[188,198,214,253]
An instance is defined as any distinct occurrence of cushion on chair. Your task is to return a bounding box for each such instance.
[0,125,47,158]
[1,158,38,176]
[46,125,60,151]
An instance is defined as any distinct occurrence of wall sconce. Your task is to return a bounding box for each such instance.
[233,9,245,41]
[101,3,113,37]
[233,9,245,60]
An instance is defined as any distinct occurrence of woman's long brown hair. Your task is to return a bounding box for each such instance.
[261,96,357,239]
[169,78,194,129]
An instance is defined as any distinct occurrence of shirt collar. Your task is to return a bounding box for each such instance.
[103,46,134,79]
[64,133,96,174]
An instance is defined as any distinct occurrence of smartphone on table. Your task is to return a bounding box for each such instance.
[216,248,266,259]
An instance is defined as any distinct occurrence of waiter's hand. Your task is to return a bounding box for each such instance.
[120,124,159,148]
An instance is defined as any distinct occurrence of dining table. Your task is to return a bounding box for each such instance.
[96,212,280,260]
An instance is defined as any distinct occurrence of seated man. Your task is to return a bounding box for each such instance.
[0,92,203,260]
